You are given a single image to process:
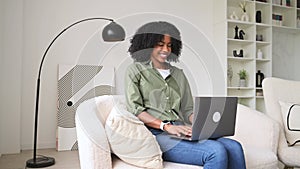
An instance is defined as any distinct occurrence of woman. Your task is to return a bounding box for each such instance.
[125,21,246,169]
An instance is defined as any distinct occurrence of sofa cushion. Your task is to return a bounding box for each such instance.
[243,147,278,169]
[112,155,202,169]
[279,101,300,146]
[105,104,163,169]
[96,95,125,125]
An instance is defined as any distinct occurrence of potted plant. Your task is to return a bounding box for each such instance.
[238,69,247,87]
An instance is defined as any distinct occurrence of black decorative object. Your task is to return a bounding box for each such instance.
[256,11,262,23]
[239,30,245,40]
[234,26,246,40]
[256,34,263,41]
[256,70,265,87]
[286,0,291,6]
[26,17,126,168]
[234,26,239,39]
[233,49,244,57]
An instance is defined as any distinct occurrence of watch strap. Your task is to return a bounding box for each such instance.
[160,121,170,131]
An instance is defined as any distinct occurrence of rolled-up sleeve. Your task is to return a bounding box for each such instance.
[124,64,146,116]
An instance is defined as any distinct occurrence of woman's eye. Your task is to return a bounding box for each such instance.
[156,42,172,48]
[157,42,164,46]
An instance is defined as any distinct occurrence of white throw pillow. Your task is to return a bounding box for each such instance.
[279,101,300,146]
[105,104,163,169]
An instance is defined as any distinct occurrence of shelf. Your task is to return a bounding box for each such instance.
[238,96,255,99]
[272,25,300,33]
[256,58,271,62]
[227,94,254,98]
[228,20,254,25]
[227,87,255,90]
[272,4,295,10]
[228,38,254,44]
[255,22,272,27]
[256,40,271,44]
[228,56,254,61]
[272,3,297,27]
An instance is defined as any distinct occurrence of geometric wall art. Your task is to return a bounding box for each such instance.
[57,64,114,151]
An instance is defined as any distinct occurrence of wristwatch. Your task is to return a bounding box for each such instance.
[160,121,170,131]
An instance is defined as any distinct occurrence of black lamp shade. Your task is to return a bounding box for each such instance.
[102,21,126,42]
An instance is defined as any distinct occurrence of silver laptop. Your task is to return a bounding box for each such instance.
[171,97,238,141]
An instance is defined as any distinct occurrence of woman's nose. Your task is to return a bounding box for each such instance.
[161,44,170,52]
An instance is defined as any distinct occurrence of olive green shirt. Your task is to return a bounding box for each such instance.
[125,61,194,123]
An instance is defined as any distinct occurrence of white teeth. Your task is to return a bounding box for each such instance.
[160,53,168,57]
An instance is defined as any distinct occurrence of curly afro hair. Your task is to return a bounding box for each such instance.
[128,21,182,62]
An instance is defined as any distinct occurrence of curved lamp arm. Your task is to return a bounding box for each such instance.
[27,17,125,168]
[38,17,125,79]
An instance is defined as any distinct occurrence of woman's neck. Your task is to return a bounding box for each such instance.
[152,61,169,70]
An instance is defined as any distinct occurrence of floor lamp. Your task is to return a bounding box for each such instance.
[26,17,126,168]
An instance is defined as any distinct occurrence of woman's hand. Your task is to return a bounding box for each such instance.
[136,111,192,137]
[164,124,192,137]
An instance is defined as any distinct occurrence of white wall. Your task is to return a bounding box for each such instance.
[1,0,225,153]
[0,0,23,154]
[272,30,300,81]
[295,34,300,80]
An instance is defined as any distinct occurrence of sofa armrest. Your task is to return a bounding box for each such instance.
[232,104,280,154]
[76,98,112,169]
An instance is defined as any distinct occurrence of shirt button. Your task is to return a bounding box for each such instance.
[165,83,168,86]
[168,110,171,113]
[166,97,169,100]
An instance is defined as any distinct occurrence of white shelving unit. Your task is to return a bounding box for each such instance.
[272,0,299,28]
[225,0,272,112]
[213,0,300,112]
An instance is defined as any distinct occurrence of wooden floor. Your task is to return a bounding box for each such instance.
[0,149,296,169]
[0,149,80,169]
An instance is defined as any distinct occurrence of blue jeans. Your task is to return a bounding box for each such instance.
[149,128,246,169]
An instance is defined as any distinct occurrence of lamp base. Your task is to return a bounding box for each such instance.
[26,156,55,168]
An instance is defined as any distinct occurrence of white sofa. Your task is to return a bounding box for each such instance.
[75,95,280,169]
[263,77,300,168]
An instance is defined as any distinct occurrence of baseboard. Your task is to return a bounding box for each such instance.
[21,142,56,150]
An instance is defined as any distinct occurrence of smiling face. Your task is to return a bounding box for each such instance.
[150,35,172,69]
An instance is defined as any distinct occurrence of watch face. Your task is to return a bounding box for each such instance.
[160,121,170,131]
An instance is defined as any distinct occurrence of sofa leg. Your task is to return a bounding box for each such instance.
[284,166,294,169]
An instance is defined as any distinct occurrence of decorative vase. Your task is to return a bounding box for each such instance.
[233,49,244,57]
[257,49,263,59]
[230,11,239,20]
[256,70,265,87]
[239,79,247,87]
[256,11,262,23]
[256,34,263,41]
[241,12,249,22]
